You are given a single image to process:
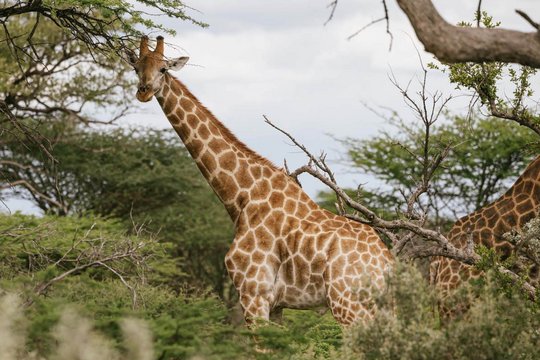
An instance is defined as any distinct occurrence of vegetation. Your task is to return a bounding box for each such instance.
[335,116,537,224]
[2,214,539,359]
[1,4,539,360]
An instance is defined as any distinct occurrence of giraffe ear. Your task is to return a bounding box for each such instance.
[167,56,189,71]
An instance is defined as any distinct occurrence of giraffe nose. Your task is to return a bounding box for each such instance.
[138,84,150,93]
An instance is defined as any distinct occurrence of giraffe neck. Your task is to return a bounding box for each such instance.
[155,74,282,221]
[458,155,540,239]
[495,155,540,218]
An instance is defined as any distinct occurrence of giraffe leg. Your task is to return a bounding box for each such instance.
[269,307,283,324]
[325,281,374,325]
[225,233,279,326]
[239,291,272,324]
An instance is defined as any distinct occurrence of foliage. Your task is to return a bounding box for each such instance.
[340,262,540,360]
[338,116,536,223]
[0,124,235,300]
[474,215,540,291]
[0,213,343,360]
[0,0,205,164]
[428,11,540,136]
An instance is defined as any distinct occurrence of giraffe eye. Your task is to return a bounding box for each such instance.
[159,67,167,74]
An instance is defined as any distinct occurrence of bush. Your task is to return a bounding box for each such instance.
[341,262,540,360]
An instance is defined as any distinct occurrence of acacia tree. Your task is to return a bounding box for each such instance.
[0,0,204,157]
[0,0,206,212]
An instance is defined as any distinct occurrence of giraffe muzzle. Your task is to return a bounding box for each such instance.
[136,87,154,102]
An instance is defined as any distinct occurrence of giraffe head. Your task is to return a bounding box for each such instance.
[128,36,189,102]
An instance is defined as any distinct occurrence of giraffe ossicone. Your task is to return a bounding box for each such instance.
[129,36,394,325]
[431,155,540,314]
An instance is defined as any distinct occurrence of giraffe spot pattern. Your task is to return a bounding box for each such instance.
[153,74,394,325]
[431,156,540,317]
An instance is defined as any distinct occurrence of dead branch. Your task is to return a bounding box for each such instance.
[396,0,540,68]
[19,222,155,307]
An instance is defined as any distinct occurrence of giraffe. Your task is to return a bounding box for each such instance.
[430,155,540,307]
[128,36,393,325]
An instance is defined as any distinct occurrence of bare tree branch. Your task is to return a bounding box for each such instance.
[396,0,540,68]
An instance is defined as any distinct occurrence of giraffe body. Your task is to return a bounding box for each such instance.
[130,36,393,325]
[430,155,540,299]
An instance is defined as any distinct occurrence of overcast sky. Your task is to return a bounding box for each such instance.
[4,0,540,214]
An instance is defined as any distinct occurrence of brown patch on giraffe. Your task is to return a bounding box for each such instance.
[214,172,238,203]
[315,234,328,251]
[163,94,177,114]
[516,199,533,214]
[341,239,356,253]
[284,199,297,214]
[237,161,254,188]
[161,84,170,98]
[198,123,211,140]
[168,113,181,125]
[282,259,294,284]
[252,250,265,264]
[284,183,299,198]
[219,150,237,172]
[246,265,258,279]
[295,203,310,218]
[231,251,249,272]
[520,209,536,224]
[174,122,190,138]
[347,251,360,264]
[260,167,272,178]
[264,211,284,234]
[195,107,206,120]
[225,258,235,271]
[356,242,368,253]
[250,166,262,179]
[269,191,285,208]
[207,121,221,136]
[236,190,249,209]
[266,253,280,271]
[238,233,256,253]
[186,114,198,129]
[272,174,288,191]
[331,257,345,279]
[251,179,271,201]
[232,272,243,288]
[370,244,382,256]
[360,253,370,264]
[200,151,217,174]
[254,227,273,252]
[299,192,311,203]
[246,203,271,228]
[244,281,257,294]
[180,97,195,112]
[208,138,226,155]
[189,139,204,157]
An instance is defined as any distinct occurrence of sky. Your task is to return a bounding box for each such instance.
[3,0,540,214]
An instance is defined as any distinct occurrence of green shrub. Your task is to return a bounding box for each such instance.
[342,262,540,360]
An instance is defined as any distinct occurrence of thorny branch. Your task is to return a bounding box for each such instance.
[18,221,156,308]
